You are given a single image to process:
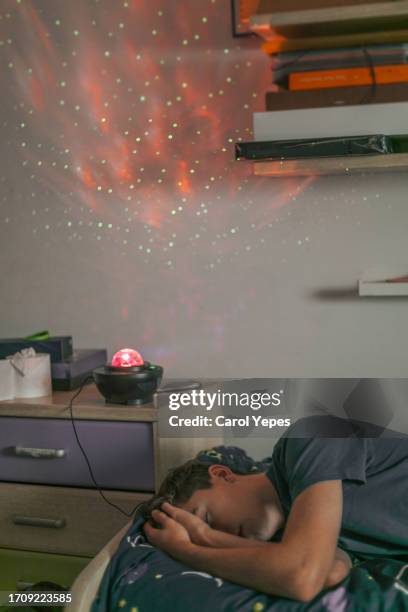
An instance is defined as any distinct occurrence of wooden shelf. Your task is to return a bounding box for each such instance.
[359,280,408,296]
[252,153,408,176]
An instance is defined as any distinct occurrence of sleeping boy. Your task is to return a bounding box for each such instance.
[144,415,408,602]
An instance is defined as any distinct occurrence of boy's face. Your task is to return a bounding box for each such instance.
[178,469,280,541]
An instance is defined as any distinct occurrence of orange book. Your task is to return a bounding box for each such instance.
[289,64,408,90]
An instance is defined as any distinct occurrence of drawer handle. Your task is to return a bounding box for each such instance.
[14,446,66,459]
[12,515,66,529]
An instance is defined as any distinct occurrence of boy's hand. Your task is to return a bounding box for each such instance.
[143,509,192,556]
[161,502,212,546]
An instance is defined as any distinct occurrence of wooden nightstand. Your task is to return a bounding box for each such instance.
[0,384,221,594]
[0,386,159,590]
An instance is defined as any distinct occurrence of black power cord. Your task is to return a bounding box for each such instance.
[67,376,148,518]
[359,46,378,105]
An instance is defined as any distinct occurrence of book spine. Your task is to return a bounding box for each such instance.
[273,57,406,87]
[257,0,384,13]
[273,53,407,85]
[289,64,408,90]
[276,54,405,72]
[235,135,393,161]
[260,30,408,54]
[254,101,408,141]
[265,82,408,110]
[274,43,408,63]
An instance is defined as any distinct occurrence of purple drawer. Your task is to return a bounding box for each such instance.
[0,417,154,492]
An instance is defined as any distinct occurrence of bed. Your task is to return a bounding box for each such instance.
[68,447,408,612]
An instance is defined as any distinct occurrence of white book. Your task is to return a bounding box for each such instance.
[253,101,408,141]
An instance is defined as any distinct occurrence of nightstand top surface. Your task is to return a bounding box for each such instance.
[0,384,158,421]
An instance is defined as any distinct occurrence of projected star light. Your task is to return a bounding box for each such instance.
[1,0,316,269]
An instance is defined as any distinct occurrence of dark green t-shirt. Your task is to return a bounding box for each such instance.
[266,416,408,559]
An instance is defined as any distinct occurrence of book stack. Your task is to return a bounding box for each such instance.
[266,45,408,111]
[234,1,408,175]
[247,0,408,110]
[250,0,408,53]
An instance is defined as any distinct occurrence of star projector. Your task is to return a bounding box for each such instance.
[93,348,163,405]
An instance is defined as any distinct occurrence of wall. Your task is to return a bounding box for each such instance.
[1,1,408,455]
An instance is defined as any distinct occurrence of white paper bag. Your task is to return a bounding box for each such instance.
[0,360,15,400]
[10,351,52,399]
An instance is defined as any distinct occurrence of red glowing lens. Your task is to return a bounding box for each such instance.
[111,348,144,368]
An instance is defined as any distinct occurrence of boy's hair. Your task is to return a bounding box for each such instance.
[158,459,212,504]
[139,459,212,519]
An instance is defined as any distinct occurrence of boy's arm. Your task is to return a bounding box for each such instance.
[205,530,351,589]
[145,480,344,602]
[160,503,269,549]
[160,502,350,588]
[325,547,352,588]
[187,523,351,588]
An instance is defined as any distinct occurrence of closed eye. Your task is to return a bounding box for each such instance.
[193,508,211,527]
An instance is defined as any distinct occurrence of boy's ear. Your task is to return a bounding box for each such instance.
[208,464,236,482]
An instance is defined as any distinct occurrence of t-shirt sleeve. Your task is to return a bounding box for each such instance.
[284,436,368,501]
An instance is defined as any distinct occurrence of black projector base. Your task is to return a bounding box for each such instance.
[93,362,163,405]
